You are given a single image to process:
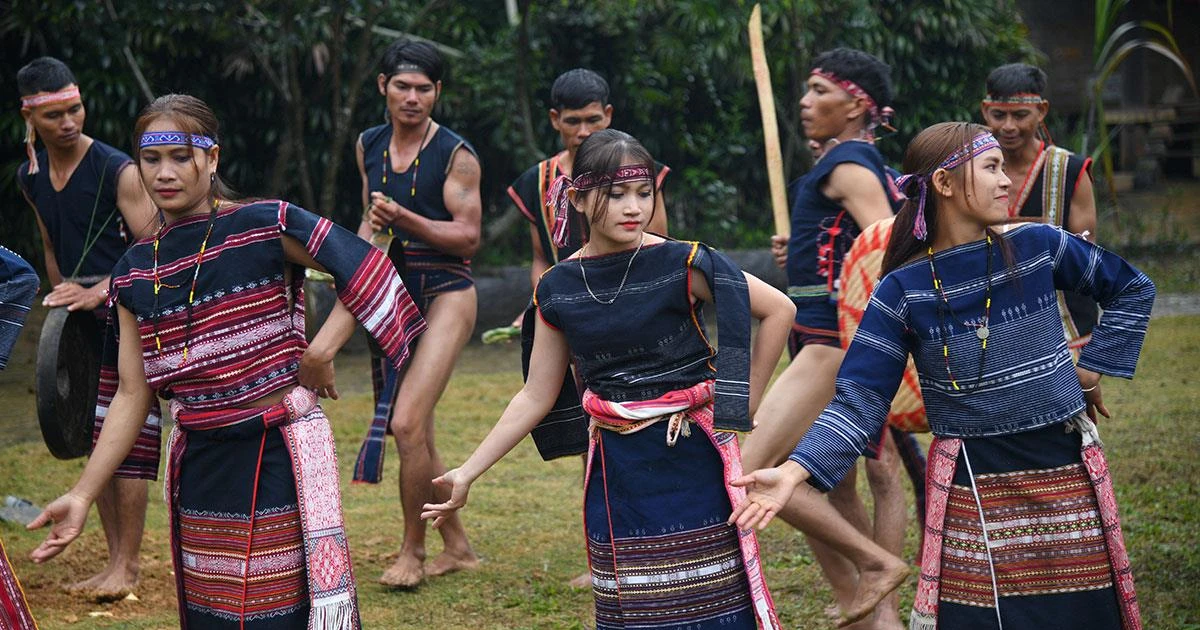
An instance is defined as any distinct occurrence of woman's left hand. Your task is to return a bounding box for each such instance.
[1076,366,1109,422]
[299,348,338,400]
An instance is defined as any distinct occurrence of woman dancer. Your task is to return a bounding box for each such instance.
[30,94,426,629]
[732,122,1153,630]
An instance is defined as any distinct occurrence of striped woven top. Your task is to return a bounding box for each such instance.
[109,200,425,412]
[790,223,1155,491]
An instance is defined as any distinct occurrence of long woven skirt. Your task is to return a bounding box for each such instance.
[919,422,1133,630]
[175,420,308,628]
[585,422,757,630]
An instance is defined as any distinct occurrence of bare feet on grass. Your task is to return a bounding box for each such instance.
[837,555,910,627]
[426,548,480,578]
[379,553,425,589]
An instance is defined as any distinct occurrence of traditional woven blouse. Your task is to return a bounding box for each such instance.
[109,200,425,410]
[791,223,1154,491]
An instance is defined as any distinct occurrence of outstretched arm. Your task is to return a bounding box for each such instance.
[29,305,154,561]
[422,315,569,527]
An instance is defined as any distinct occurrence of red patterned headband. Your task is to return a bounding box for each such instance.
[20,86,83,175]
[545,165,654,247]
[20,85,81,109]
[896,132,1000,240]
[810,69,894,134]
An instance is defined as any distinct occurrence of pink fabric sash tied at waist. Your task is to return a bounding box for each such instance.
[166,386,360,630]
[582,381,781,630]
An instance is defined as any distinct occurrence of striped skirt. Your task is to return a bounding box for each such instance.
[585,422,759,629]
[912,419,1140,630]
[174,418,309,628]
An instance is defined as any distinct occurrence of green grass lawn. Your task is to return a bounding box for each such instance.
[1,316,1197,629]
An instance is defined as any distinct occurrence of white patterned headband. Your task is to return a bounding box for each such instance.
[139,132,216,149]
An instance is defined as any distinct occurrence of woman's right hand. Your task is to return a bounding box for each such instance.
[728,460,810,531]
[27,492,92,563]
[422,467,473,529]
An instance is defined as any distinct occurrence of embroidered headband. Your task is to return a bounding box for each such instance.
[810,68,895,135]
[897,131,1000,241]
[545,164,654,248]
[981,92,1047,108]
[139,132,216,149]
[20,85,83,175]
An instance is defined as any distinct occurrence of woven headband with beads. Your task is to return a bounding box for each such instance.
[139,132,216,149]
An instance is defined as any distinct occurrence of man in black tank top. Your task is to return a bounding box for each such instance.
[981,63,1100,345]
[15,57,157,601]
[354,39,481,589]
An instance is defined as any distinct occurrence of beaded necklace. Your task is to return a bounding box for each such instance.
[928,233,993,390]
[151,202,218,364]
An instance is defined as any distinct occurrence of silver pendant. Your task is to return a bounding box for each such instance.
[976,325,990,340]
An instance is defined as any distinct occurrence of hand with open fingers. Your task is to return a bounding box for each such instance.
[27,492,91,563]
[769,235,788,269]
[421,468,472,529]
[298,349,339,400]
[728,461,810,531]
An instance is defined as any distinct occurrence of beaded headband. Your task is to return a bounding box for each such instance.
[139,132,216,149]
[897,132,1000,240]
[981,92,1047,108]
[810,69,895,135]
[545,164,654,247]
[20,86,83,175]
[391,63,428,76]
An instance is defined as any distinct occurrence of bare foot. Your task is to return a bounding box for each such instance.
[568,572,591,589]
[85,567,139,603]
[838,555,909,627]
[825,604,841,619]
[65,569,109,593]
[379,554,425,589]
[426,549,480,578]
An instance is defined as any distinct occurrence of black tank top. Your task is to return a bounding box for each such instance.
[360,123,478,244]
[16,140,135,278]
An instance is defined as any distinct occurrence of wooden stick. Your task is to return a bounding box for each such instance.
[748,4,789,237]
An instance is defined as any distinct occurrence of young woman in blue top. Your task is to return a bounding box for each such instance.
[732,122,1154,630]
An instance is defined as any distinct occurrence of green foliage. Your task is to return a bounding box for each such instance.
[2,0,1033,269]
[1081,0,1196,199]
